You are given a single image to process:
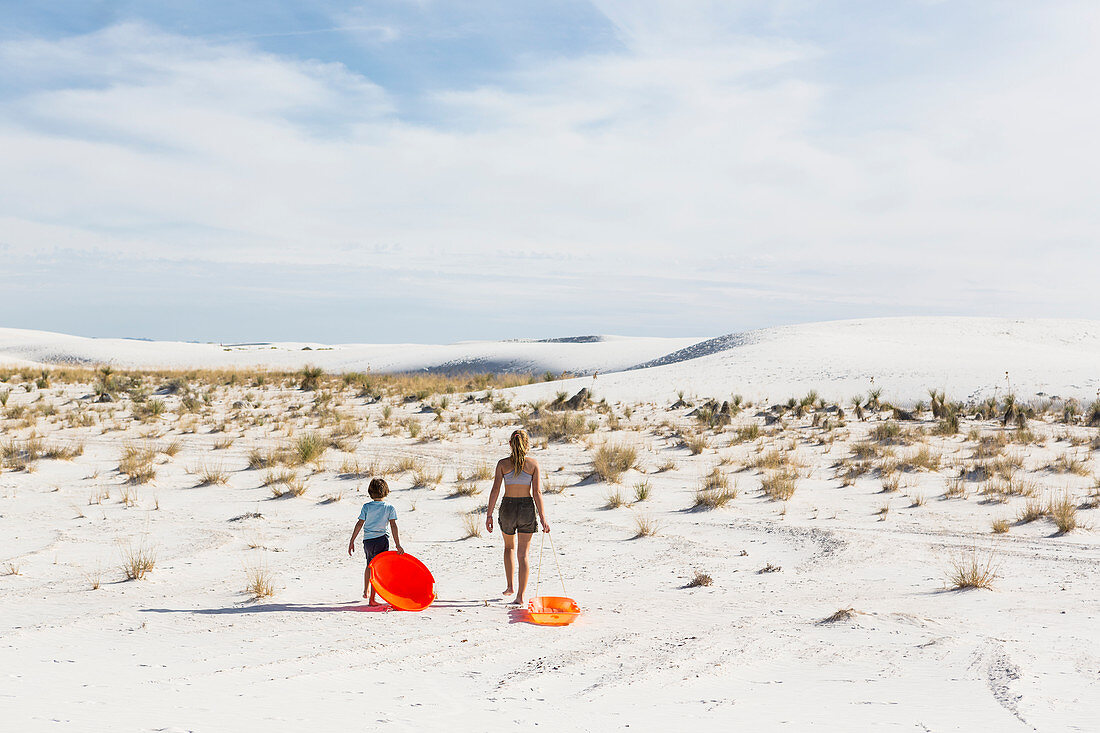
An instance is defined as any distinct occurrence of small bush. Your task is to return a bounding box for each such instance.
[1017,499,1047,523]
[683,433,708,455]
[412,466,444,488]
[605,489,627,508]
[761,470,798,501]
[632,512,660,538]
[120,541,156,581]
[461,513,482,538]
[946,550,998,590]
[1049,491,1079,533]
[686,571,713,588]
[633,480,651,502]
[300,365,324,391]
[195,461,229,486]
[449,482,481,498]
[991,518,1010,534]
[291,432,326,466]
[593,444,637,483]
[244,563,276,599]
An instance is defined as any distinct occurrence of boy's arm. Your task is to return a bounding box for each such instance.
[389,520,404,553]
[531,462,550,532]
[485,461,504,533]
[348,519,364,555]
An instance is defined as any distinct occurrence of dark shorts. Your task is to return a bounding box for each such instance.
[363,535,389,567]
[499,496,537,535]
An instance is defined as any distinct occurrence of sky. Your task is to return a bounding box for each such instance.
[1,1,1098,344]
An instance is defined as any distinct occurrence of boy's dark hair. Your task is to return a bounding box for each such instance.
[368,478,390,500]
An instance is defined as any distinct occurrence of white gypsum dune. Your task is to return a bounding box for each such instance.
[505,317,1100,404]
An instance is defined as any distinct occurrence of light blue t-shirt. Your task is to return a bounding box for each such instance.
[358,501,397,540]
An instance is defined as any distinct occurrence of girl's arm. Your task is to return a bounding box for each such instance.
[348,519,364,555]
[485,460,504,533]
[389,520,404,553]
[531,461,550,532]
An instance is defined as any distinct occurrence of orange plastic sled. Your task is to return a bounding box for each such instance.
[527,596,581,626]
[369,551,436,611]
[526,533,581,626]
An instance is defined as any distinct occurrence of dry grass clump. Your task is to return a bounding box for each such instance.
[870,421,907,444]
[290,432,326,466]
[195,461,230,486]
[686,571,713,588]
[593,444,637,483]
[412,466,444,488]
[693,485,738,509]
[946,550,998,590]
[43,441,85,460]
[633,480,651,502]
[732,424,761,444]
[991,518,1011,534]
[160,439,183,457]
[761,469,798,501]
[973,433,1008,459]
[461,513,483,538]
[268,471,307,498]
[244,563,276,599]
[1017,498,1047,523]
[449,482,481,498]
[457,463,493,482]
[657,458,678,472]
[1049,491,1080,534]
[604,488,627,508]
[751,449,793,471]
[120,540,156,580]
[898,446,942,472]
[389,456,420,474]
[683,433,708,455]
[119,444,157,484]
[632,512,661,538]
[909,493,926,507]
[523,412,595,441]
[943,477,967,500]
[1049,452,1091,476]
[820,607,858,624]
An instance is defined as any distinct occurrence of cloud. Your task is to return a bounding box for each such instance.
[1,3,1099,341]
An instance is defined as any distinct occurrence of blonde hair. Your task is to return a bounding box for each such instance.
[508,429,530,476]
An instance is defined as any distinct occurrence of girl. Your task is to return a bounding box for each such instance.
[485,429,550,604]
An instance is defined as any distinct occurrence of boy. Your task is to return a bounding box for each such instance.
[347,478,404,605]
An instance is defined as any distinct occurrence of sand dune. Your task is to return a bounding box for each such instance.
[6,318,1098,405]
[0,327,704,376]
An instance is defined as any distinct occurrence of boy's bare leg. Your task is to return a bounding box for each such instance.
[514,532,534,604]
[363,565,371,599]
[502,532,516,595]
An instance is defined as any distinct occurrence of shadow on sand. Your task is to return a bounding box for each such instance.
[141,599,487,615]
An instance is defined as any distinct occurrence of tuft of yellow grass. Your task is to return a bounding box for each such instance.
[120,540,156,581]
[946,549,998,590]
[1049,491,1079,534]
[991,518,1011,534]
[686,571,712,587]
[461,513,483,538]
[761,470,798,501]
[593,443,637,483]
[244,563,276,599]
[632,511,661,538]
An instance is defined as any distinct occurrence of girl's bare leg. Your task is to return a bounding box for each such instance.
[515,532,534,604]
[502,532,516,595]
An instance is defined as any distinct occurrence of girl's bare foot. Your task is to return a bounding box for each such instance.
[511,596,524,605]
[502,587,514,596]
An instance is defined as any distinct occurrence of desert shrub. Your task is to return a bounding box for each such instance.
[657,458,677,472]
[300,365,324,391]
[593,444,637,483]
[946,550,998,590]
[449,482,481,498]
[290,432,326,466]
[683,433,708,455]
[693,485,738,509]
[412,466,444,488]
[991,518,1010,534]
[761,470,798,501]
[1017,498,1047,523]
[120,541,156,580]
[632,512,660,538]
[605,488,627,508]
[461,513,482,538]
[686,571,713,588]
[1049,491,1079,533]
[244,563,276,599]
[195,461,229,486]
[523,412,595,442]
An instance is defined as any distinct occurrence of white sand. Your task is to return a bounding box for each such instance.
[2,319,1099,731]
